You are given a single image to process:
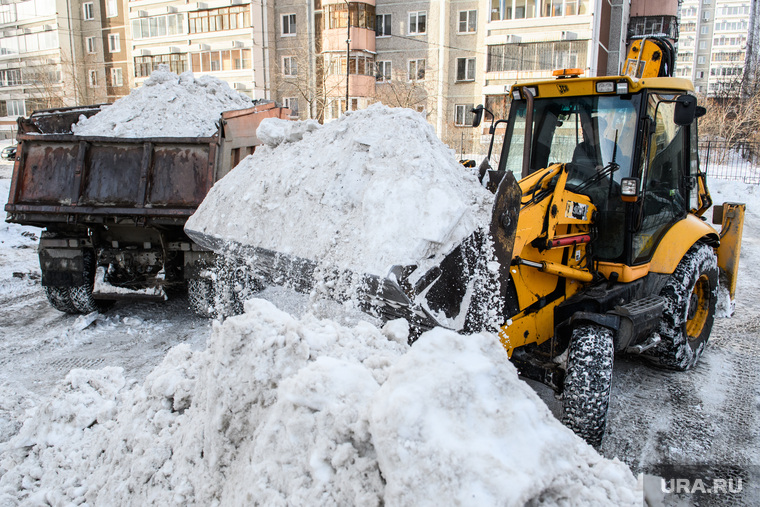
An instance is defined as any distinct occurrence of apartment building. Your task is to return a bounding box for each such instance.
[125,0,272,99]
[1,0,658,151]
[677,0,757,96]
[481,0,628,122]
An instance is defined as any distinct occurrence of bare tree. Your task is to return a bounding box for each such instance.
[274,37,348,121]
[699,64,760,162]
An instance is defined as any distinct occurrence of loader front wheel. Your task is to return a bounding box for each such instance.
[646,243,718,371]
[561,324,615,448]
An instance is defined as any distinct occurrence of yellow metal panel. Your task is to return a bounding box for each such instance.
[649,215,720,274]
[715,203,746,298]
[596,262,651,283]
[510,75,693,100]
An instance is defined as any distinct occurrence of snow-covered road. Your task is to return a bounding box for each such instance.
[1,152,758,504]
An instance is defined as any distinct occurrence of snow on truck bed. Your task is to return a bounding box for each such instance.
[71,66,253,138]
[185,103,494,278]
[0,300,638,505]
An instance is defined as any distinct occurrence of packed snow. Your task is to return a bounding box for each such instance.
[71,66,253,138]
[0,299,639,505]
[185,104,494,279]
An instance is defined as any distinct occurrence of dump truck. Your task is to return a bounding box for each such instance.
[186,39,745,446]
[4,102,290,314]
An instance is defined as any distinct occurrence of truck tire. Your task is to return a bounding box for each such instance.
[43,286,78,314]
[647,243,718,371]
[188,278,214,318]
[69,250,111,314]
[561,324,615,448]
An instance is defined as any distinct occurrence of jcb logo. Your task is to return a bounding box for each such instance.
[557,84,569,94]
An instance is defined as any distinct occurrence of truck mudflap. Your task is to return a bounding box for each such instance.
[185,170,522,333]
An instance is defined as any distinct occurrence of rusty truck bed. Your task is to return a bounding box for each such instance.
[4,102,290,228]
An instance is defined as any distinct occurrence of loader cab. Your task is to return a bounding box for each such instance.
[498,78,704,267]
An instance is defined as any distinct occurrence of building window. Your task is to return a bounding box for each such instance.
[701,25,709,34]
[283,56,297,76]
[698,56,706,64]
[135,53,190,77]
[456,57,476,81]
[88,70,98,87]
[132,14,185,39]
[282,14,296,35]
[487,40,586,72]
[284,97,299,116]
[4,99,25,116]
[376,60,391,81]
[408,11,426,34]
[110,67,123,87]
[376,13,391,36]
[106,0,117,17]
[0,69,22,87]
[454,104,475,126]
[702,10,710,21]
[83,2,93,20]
[326,4,376,29]
[189,49,251,73]
[408,58,425,80]
[86,36,96,53]
[458,10,476,33]
[189,6,251,34]
[108,33,120,53]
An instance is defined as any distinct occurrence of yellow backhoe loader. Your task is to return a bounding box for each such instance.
[187,39,745,446]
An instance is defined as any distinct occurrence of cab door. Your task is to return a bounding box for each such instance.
[632,93,691,264]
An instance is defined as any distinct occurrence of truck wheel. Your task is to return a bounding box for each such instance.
[188,278,214,318]
[69,250,111,314]
[561,324,615,448]
[43,286,78,314]
[647,243,718,371]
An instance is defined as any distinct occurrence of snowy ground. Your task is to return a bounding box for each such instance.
[1,149,758,504]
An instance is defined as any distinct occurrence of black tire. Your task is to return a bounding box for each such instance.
[646,243,718,371]
[188,278,215,318]
[69,250,112,314]
[561,324,615,448]
[43,286,78,314]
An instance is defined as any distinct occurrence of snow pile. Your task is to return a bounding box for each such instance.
[185,104,494,278]
[71,66,253,138]
[0,299,639,505]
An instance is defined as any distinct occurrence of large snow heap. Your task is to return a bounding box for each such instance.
[185,103,494,278]
[0,299,639,505]
[71,65,253,138]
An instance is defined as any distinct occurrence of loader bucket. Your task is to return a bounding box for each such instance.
[186,170,523,334]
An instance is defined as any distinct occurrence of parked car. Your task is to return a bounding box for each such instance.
[1,145,16,160]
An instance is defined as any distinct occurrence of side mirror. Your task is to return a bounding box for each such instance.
[695,105,706,119]
[674,95,698,126]
[471,104,484,128]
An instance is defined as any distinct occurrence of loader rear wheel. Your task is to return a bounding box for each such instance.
[561,324,615,448]
[43,286,78,314]
[188,278,215,318]
[647,243,718,371]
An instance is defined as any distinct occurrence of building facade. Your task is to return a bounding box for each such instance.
[677,0,758,96]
